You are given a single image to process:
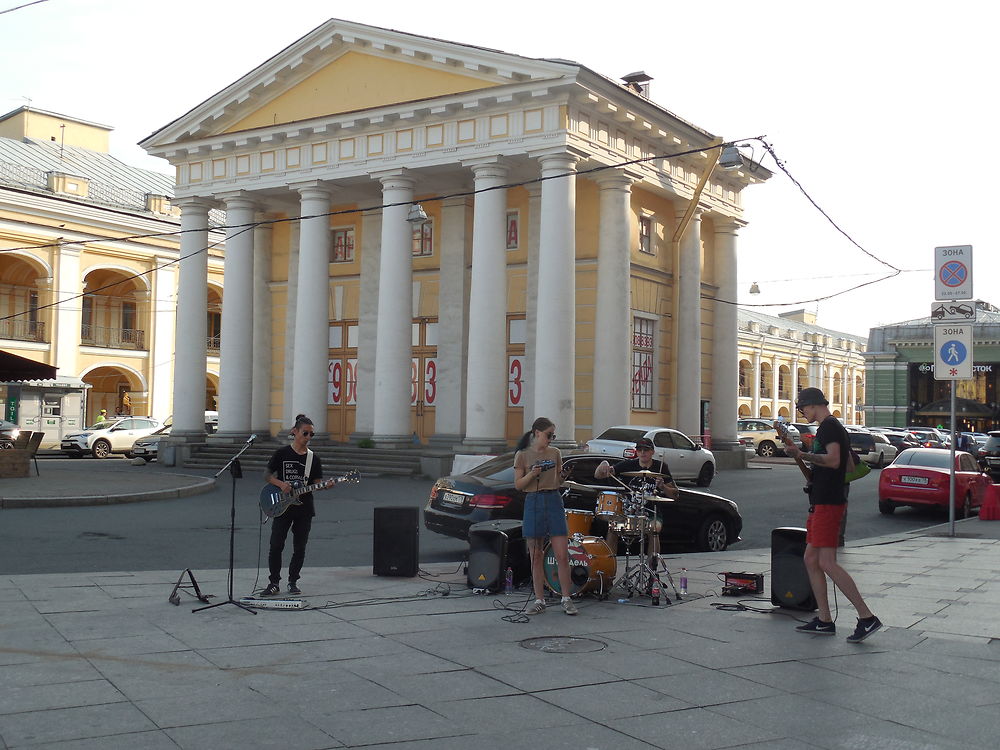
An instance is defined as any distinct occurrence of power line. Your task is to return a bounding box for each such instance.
[0,0,51,16]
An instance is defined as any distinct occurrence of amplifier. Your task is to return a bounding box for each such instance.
[239,597,304,609]
[722,571,765,596]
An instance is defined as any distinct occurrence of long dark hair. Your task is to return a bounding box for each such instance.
[517,416,554,450]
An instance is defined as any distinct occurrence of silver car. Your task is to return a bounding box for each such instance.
[584,425,716,487]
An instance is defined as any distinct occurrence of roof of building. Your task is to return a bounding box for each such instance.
[738,307,868,346]
[0,106,113,131]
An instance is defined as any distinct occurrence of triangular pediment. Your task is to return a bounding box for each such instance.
[142,18,576,149]
[224,50,501,134]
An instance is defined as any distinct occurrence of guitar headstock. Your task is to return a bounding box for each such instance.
[773,421,794,445]
[340,469,361,484]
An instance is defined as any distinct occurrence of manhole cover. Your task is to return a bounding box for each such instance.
[519,636,607,653]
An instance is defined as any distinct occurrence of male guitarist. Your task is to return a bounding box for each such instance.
[261,414,324,597]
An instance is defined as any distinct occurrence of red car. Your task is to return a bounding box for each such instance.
[878,448,992,518]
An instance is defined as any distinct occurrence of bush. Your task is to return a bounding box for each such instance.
[357,438,375,449]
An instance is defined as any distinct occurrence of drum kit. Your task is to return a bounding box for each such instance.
[540,469,679,602]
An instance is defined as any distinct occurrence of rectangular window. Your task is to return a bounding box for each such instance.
[331,228,355,263]
[122,301,136,331]
[639,215,653,255]
[506,210,519,250]
[631,317,655,410]
[411,219,434,257]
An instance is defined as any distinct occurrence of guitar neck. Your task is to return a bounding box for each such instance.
[775,424,812,482]
[289,479,332,499]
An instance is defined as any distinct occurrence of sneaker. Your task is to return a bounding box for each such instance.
[795,617,836,635]
[287,583,301,596]
[561,598,578,616]
[847,616,882,643]
[527,599,546,615]
[261,583,280,597]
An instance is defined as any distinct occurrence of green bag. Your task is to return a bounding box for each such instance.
[844,450,871,483]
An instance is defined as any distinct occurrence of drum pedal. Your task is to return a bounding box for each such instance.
[722,572,765,596]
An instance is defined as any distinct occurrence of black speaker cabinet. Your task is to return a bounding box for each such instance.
[373,506,419,577]
[467,520,529,592]
[770,527,817,611]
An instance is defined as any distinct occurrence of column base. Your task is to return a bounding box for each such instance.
[459,437,509,454]
[709,439,742,452]
[209,432,257,444]
[712,448,748,471]
[371,433,418,449]
[428,433,464,448]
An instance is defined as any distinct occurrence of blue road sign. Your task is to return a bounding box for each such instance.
[940,340,967,366]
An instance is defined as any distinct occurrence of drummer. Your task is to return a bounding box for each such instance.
[595,437,679,567]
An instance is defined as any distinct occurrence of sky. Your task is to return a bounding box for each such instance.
[3,0,995,337]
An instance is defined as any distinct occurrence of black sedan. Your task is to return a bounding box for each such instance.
[423,453,742,552]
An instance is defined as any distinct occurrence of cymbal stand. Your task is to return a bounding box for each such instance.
[614,491,665,599]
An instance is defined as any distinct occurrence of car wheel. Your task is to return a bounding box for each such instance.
[91,439,112,459]
[956,493,972,520]
[875,451,884,469]
[697,515,729,552]
[757,441,776,458]
[878,499,896,515]
[696,462,714,487]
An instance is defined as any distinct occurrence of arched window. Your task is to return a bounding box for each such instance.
[759,362,772,399]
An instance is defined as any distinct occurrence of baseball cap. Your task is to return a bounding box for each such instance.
[635,437,655,450]
[796,387,829,410]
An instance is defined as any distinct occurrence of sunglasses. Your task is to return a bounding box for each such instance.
[637,446,654,452]
[543,431,556,439]
[300,430,314,437]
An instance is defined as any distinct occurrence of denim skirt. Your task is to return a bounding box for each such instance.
[522,489,567,538]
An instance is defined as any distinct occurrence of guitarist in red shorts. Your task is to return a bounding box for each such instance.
[261,414,323,597]
[784,388,882,643]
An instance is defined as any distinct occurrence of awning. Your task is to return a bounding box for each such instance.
[0,350,58,381]
[914,397,994,417]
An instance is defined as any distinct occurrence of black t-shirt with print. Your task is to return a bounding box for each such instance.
[809,416,848,505]
[267,445,323,517]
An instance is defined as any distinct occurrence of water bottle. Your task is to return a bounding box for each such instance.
[504,567,513,595]
[679,568,688,595]
[651,581,660,606]
[617,598,629,604]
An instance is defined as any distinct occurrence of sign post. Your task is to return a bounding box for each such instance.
[933,244,973,537]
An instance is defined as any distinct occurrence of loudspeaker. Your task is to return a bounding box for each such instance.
[770,527,817,611]
[373,506,419,577]
[467,520,529,592]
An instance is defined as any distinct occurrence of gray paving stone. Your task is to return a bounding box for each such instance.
[0,678,124,715]
[33,729,182,749]
[369,668,517,702]
[533,680,689,720]
[133,685,281,729]
[0,702,157,746]
[637,667,783,706]
[307,703,462,745]
[429,693,582,733]
[165,716,342,749]
[608,705,785,749]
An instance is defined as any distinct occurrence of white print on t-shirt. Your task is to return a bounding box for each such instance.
[281,460,305,484]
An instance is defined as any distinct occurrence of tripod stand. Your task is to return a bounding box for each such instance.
[193,435,258,615]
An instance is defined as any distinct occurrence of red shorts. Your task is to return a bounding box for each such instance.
[806,504,846,548]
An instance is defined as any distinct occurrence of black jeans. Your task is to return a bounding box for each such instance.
[268,512,312,585]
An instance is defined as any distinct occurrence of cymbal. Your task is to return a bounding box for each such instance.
[561,480,597,492]
[621,469,663,477]
[643,495,676,503]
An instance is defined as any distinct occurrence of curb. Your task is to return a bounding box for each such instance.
[0,476,217,509]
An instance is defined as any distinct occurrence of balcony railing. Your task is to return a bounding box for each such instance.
[207,335,220,354]
[0,319,46,343]
[81,324,146,350]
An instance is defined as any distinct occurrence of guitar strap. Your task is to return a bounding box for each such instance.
[304,449,314,481]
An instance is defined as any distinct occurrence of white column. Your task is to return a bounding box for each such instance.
[292,184,332,436]
[54,245,83,377]
[372,172,415,444]
[171,198,211,438]
[675,207,703,437]
[771,356,780,417]
[150,257,176,422]
[523,184,542,430]
[251,220,272,436]
[712,221,740,450]
[791,358,800,407]
[352,208,382,439]
[432,197,472,445]
[463,161,509,450]
[592,171,634,436]
[534,152,578,443]
[282,221,300,429]
[217,193,256,438]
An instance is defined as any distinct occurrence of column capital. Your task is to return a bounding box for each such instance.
[60,243,85,257]
[675,204,706,220]
[215,190,259,212]
[531,149,583,173]
[370,168,416,190]
[465,159,509,181]
[173,196,214,214]
[289,181,333,201]
[592,168,638,191]
[713,217,746,235]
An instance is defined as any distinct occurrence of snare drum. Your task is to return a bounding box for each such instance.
[611,515,650,536]
[595,491,625,519]
[543,536,617,596]
[564,509,594,537]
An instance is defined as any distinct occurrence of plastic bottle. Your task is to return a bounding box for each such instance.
[651,581,660,606]
[679,568,688,595]
[617,598,629,604]
[504,567,513,595]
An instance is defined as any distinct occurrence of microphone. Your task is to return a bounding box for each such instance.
[246,434,257,445]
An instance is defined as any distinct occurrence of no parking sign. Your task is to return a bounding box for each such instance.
[934,245,973,300]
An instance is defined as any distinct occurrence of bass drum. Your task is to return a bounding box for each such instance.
[543,536,616,598]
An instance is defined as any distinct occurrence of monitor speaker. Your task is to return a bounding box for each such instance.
[373,506,419,577]
[467,520,529,592]
[770,526,817,611]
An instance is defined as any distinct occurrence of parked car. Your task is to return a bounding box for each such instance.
[978,431,1000,477]
[0,419,21,449]
[60,417,162,458]
[790,422,818,450]
[876,429,920,453]
[424,453,742,552]
[130,424,170,462]
[584,426,716,486]
[906,428,947,449]
[737,418,800,458]
[849,431,898,468]
[878,448,991,517]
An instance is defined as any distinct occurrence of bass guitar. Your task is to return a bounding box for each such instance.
[259,470,360,518]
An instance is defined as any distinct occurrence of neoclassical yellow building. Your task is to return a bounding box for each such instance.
[142,19,769,452]
[0,106,225,445]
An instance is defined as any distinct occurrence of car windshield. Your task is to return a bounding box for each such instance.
[465,453,518,482]
[595,427,647,443]
[850,435,874,449]
[86,421,114,430]
[984,436,1000,450]
[894,450,952,469]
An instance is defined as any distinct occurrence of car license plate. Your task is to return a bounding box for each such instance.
[440,491,467,506]
[133,447,146,454]
[900,475,929,485]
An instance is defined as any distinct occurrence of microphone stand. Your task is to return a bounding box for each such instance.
[194,435,258,615]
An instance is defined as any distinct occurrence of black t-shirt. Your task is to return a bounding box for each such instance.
[810,416,848,505]
[267,445,323,517]
[611,458,674,489]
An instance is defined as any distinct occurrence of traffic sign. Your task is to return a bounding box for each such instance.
[930,301,977,323]
[934,245,973,300]
[933,324,973,380]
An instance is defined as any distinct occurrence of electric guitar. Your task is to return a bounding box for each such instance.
[259,470,360,518]
[774,422,812,484]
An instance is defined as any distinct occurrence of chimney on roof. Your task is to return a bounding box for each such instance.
[621,71,653,98]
